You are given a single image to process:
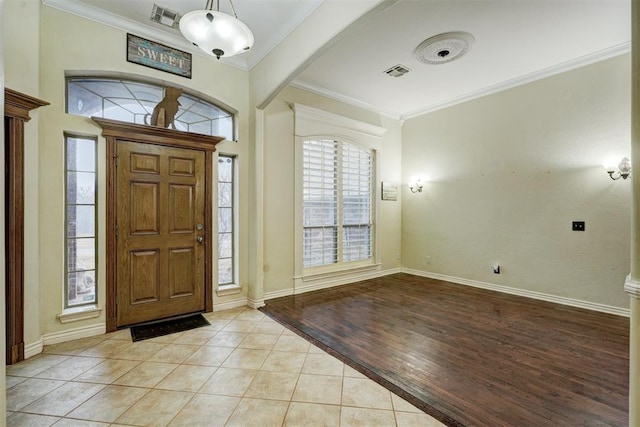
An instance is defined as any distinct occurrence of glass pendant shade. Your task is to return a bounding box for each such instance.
[180,10,254,59]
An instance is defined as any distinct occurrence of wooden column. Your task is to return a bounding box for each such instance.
[4,89,48,364]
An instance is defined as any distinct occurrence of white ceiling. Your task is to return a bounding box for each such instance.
[44,0,631,119]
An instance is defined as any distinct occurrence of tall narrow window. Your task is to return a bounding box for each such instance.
[65,134,97,307]
[303,139,373,268]
[218,155,235,285]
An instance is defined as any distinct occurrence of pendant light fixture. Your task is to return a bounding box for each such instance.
[179,0,254,60]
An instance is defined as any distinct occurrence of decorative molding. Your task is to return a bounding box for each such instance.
[267,268,402,301]
[403,42,631,120]
[24,323,107,359]
[213,296,249,312]
[57,305,103,324]
[293,42,630,121]
[263,288,295,301]
[289,81,403,120]
[247,297,266,309]
[24,340,44,360]
[43,324,107,346]
[216,285,242,297]
[403,268,630,317]
[292,103,387,141]
[624,274,640,299]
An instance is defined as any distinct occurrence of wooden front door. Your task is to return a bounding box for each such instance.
[116,141,206,327]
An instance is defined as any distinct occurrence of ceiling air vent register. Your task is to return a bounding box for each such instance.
[383,64,411,78]
[414,31,475,65]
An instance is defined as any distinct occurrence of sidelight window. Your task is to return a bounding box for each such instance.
[218,155,235,285]
[65,134,98,307]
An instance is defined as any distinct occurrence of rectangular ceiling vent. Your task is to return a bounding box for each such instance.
[383,64,411,78]
[150,4,180,29]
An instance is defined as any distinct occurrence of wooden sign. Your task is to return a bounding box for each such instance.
[127,34,192,79]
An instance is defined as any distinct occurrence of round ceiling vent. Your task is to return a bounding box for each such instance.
[413,31,475,65]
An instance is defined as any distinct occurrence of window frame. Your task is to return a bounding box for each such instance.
[293,104,385,285]
[302,138,375,269]
[64,132,98,309]
[217,153,236,287]
[65,76,237,141]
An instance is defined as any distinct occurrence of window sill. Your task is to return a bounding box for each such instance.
[217,284,242,297]
[57,305,102,324]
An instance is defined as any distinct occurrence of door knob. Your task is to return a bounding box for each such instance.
[196,236,204,243]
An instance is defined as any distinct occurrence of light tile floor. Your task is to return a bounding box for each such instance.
[6,307,445,426]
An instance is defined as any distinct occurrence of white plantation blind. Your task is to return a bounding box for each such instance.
[342,143,372,262]
[303,139,338,267]
[303,139,373,268]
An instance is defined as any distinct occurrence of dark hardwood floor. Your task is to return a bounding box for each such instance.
[260,273,629,427]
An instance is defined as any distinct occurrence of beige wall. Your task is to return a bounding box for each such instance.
[3,0,42,346]
[1,0,6,418]
[261,85,402,295]
[402,54,631,309]
[3,4,252,342]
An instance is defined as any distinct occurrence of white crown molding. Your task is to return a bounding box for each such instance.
[292,42,630,121]
[403,42,631,120]
[625,274,640,299]
[42,0,251,72]
[290,80,403,120]
[403,268,630,317]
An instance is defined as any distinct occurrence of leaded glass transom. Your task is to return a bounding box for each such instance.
[67,77,234,140]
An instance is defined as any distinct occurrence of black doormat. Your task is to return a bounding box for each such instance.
[130,314,210,342]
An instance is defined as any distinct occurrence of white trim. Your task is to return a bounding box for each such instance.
[265,268,401,301]
[625,274,640,299]
[403,268,630,317]
[403,43,631,119]
[247,297,265,309]
[213,296,249,312]
[42,0,251,72]
[43,323,107,346]
[216,284,242,297]
[264,288,295,300]
[292,43,630,121]
[290,82,403,120]
[57,305,102,324]
[24,340,44,360]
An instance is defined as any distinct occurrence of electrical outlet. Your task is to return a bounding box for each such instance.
[572,221,585,231]
[493,264,500,274]
[425,256,431,264]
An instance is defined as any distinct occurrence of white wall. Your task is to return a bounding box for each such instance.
[402,54,631,309]
[262,85,402,297]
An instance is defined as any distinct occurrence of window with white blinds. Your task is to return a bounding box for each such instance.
[303,139,373,268]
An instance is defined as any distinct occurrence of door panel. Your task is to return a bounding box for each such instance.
[117,141,205,327]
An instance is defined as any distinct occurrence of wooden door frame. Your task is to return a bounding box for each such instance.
[4,88,49,364]
[93,118,223,332]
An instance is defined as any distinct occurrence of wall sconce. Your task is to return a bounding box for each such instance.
[408,179,423,193]
[606,157,631,180]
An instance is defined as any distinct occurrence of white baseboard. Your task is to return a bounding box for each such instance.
[24,323,106,359]
[43,323,106,346]
[247,297,265,309]
[24,340,44,359]
[213,296,249,312]
[264,268,402,301]
[403,268,630,317]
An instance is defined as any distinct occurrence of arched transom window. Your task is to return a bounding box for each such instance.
[66,77,234,140]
